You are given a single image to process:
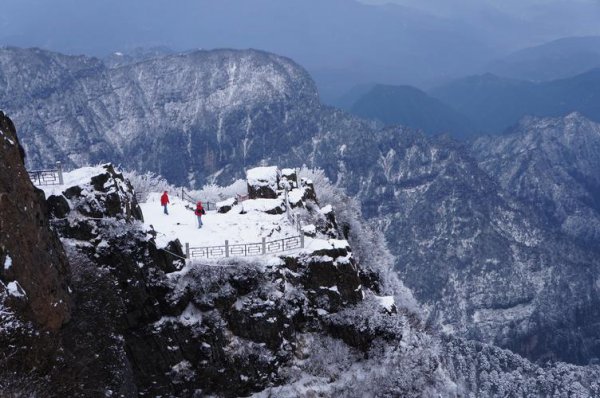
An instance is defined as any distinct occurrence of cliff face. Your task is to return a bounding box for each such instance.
[0,47,322,186]
[0,111,71,331]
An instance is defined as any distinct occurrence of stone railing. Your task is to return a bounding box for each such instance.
[28,161,64,186]
[185,234,304,260]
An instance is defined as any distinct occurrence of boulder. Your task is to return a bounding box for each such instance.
[279,168,298,189]
[216,197,237,214]
[247,166,279,199]
[241,199,286,215]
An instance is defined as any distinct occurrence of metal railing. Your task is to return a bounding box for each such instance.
[185,234,304,260]
[28,161,64,186]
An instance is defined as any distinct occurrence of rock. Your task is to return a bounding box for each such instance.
[247,166,279,199]
[241,198,286,215]
[279,168,298,189]
[0,111,71,331]
[46,194,70,219]
[216,197,237,214]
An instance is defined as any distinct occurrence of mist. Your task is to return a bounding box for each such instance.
[1,0,599,102]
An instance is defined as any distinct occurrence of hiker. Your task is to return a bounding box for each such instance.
[194,201,205,228]
[160,191,170,215]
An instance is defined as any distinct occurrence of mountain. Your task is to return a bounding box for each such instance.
[473,113,600,245]
[0,46,324,186]
[430,69,600,133]
[3,112,600,395]
[330,83,376,111]
[0,0,504,102]
[298,121,600,365]
[348,84,475,139]
[486,36,600,82]
[4,46,600,367]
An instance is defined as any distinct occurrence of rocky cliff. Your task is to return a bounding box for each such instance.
[0,111,72,391]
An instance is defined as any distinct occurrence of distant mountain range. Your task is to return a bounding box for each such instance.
[485,36,600,82]
[430,68,600,133]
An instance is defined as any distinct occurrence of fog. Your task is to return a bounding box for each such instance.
[1,0,599,102]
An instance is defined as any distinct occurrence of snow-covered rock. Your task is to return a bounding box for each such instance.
[247,166,279,199]
[216,197,237,213]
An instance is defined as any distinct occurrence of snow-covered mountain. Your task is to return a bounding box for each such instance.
[473,113,600,245]
[0,46,322,185]
[297,121,600,365]
[2,111,600,396]
[3,46,600,369]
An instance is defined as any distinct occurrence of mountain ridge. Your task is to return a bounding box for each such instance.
[347,83,476,139]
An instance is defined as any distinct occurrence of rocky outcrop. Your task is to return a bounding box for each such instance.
[0,111,71,331]
[35,163,393,397]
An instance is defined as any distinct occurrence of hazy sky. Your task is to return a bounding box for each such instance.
[1,0,600,100]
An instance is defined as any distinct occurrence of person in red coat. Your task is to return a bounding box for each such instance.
[160,191,170,215]
[194,201,205,228]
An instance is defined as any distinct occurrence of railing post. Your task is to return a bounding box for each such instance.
[225,240,229,257]
[284,187,292,221]
[185,242,190,259]
[300,234,305,249]
[56,161,64,185]
[262,237,266,255]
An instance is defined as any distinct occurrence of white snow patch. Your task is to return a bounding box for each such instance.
[247,166,278,188]
[140,193,300,249]
[3,254,12,271]
[216,197,236,209]
[241,199,284,213]
[6,281,26,298]
[302,224,316,235]
[179,303,203,326]
[287,188,306,204]
[320,205,333,215]
[375,296,395,312]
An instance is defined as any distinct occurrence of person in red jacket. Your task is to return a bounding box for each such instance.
[160,191,170,215]
[194,201,205,228]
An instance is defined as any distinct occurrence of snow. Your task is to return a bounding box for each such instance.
[281,168,295,177]
[216,197,236,209]
[288,188,306,204]
[330,239,350,250]
[179,303,203,326]
[6,281,26,298]
[3,254,12,271]
[246,166,278,188]
[240,198,284,213]
[375,296,395,312]
[140,192,299,251]
[302,224,316,235]
[39,165,111,196]
[320,205,333,215]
